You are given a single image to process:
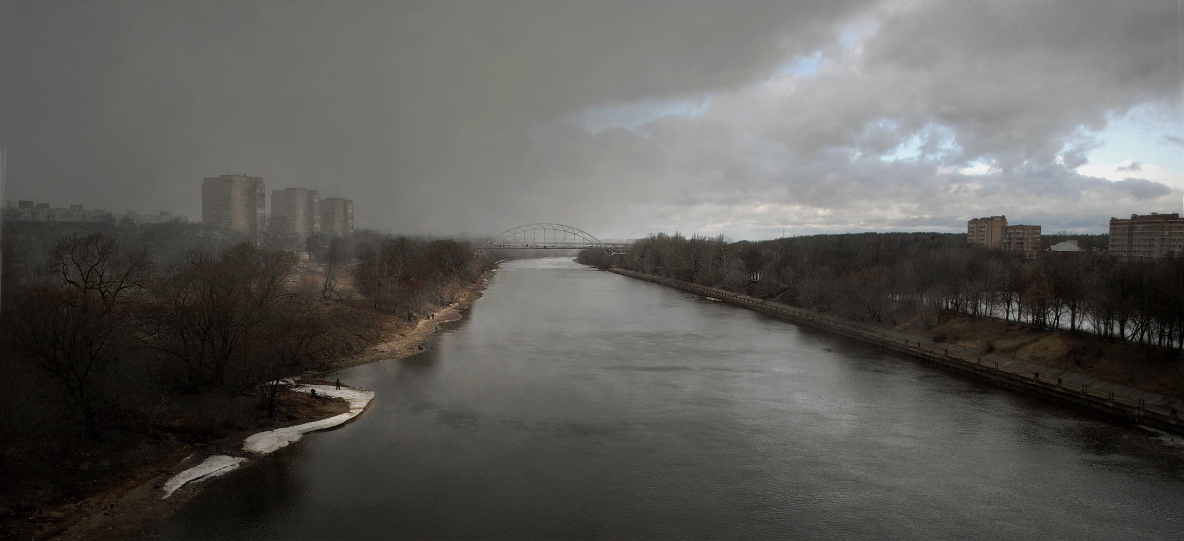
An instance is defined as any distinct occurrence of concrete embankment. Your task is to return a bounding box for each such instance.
[610,268,1184,437]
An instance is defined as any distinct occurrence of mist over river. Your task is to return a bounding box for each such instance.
[159,258,1184,540]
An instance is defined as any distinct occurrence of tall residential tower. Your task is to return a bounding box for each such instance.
[271,188,320,238]
[319,197,354,236]
[202,175,266,239]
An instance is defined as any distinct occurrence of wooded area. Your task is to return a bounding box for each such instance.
[0,223,489,525]
[580,232,1184,351]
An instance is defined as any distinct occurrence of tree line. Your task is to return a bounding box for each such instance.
[580,232,1184,351]
[0,226,488,484]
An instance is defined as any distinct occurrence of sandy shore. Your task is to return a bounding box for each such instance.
[46,272,492,541]
[326,279,487,372]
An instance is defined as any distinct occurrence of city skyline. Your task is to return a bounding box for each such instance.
[4,1,1182,240]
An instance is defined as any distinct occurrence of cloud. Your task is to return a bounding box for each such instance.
[1112,177,1172,200]
[4,0,1181,239]
[1116,161,1143,172]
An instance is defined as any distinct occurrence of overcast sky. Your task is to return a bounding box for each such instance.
[3,0,1182,239]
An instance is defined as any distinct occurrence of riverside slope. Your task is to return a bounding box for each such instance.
[610,268,1184,438]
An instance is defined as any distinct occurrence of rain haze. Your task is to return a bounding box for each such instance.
[3,0,1183,240]
[9,4,1184,539]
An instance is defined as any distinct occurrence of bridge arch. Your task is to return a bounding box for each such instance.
[475,223,628,256]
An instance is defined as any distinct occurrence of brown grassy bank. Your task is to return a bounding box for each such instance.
[901,314,1184,400]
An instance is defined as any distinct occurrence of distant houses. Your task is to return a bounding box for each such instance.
[966,211,1184,262]
[4,173,354,246]
[1045,240,1085,257]
[2,200,186,225]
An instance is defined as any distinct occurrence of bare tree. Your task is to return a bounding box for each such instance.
[8,287,117,441]
[49,232,150,312]
[246,298,330,416]
[322,236,347,294]
[5,233,148,440]
[140,244,297,390]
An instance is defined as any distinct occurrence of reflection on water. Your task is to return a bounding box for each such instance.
[159,258,1184,540]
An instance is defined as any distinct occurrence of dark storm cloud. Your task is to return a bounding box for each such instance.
[3,0,870,232]
[3,0,1180,238]
[1113,177,1173,200]
[521,0,1182,236]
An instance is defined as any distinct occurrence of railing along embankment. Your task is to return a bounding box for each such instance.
[609,268,1184,437]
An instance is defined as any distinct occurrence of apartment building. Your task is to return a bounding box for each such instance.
[271,188,320,238]
[319,197,354,236]
[1108,213,1184,261]
[967,215,1041,256]
[967,215,1007,248]
[1002,224,1041,258]
[202,174,267,238]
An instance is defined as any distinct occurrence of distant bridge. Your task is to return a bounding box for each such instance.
[475,223,630,256]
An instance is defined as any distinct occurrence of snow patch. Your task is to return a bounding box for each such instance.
[161,455,247,499]
[242,385,374,455]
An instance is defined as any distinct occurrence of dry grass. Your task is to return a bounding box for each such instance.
[897,312,1184,399]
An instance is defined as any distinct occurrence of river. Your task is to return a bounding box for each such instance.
[158,258,1184,540]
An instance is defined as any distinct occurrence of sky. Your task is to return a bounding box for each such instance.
[2,0,1182,240]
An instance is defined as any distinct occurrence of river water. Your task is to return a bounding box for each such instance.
[159,258,1184,540]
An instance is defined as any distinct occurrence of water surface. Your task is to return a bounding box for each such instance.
[159,258,1184,540]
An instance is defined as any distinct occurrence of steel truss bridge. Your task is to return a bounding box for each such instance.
[475,223,630,256]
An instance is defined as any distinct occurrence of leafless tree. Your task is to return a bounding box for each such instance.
[48,232,150,313]
[140,243,297,390]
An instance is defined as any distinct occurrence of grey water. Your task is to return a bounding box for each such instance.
[158,258,1184,540]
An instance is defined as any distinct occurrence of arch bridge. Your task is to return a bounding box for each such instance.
[475,223,630,256]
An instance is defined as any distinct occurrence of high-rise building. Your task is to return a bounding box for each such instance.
[1108,213,1184,261]
[271,188,320,238]
[202,175,266,238]
[319,197,354,237]
[967,215,1007,248]
[1002,224,1041,258]
[967,215,1041,257]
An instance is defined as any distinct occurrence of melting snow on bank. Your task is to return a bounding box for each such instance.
[160,384,373,499]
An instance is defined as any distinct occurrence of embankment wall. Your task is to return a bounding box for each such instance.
[610,268,1184,437]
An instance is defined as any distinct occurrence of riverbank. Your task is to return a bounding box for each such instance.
[19,390,349,541]
[46,384,372,541]
[609,268,1184,437]
[322,267,492,372]
[21,269,495,541]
